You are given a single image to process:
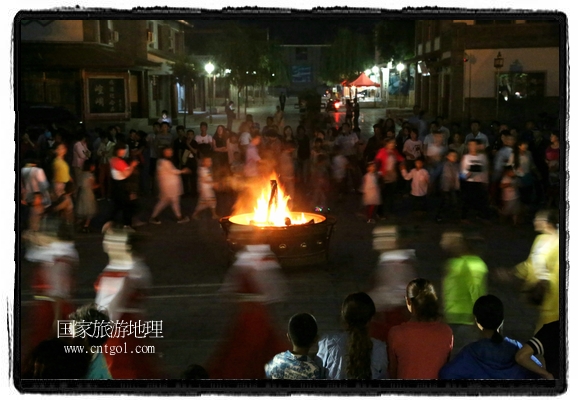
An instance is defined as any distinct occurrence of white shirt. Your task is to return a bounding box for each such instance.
[401,168,430,196]
[239,131,252,146]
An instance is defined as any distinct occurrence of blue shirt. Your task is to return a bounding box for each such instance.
[86,352,112,380]
[265,351,321,379]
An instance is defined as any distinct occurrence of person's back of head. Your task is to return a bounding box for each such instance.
[406,278,441,322]
[341,292,376,379]
[288,313,318,349]
[473,294,504,343]
[181,364,209,379]
[69,303,111,347]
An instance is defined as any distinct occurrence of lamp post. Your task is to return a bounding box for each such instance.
[205,62,215,123]
[372,65,379,107]
[494,52,504,118]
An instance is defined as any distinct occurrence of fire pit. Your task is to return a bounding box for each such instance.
[219,179,336,267]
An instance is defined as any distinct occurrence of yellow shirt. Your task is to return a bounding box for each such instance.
[52,157,71,183]
[515,233,559,331]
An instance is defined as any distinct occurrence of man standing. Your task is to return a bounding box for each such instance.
[146,122,160,195]
[464,120,489,149]
[279,91,287,111]
[195,122,214,159]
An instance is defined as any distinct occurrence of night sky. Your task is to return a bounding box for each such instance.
[187,13,397,45]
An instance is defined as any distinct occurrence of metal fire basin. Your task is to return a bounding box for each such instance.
[219,212,337,268]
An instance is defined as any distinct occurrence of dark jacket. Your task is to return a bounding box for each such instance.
[439,337,542,379]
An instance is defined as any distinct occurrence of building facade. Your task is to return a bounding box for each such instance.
[19,17,194,133]
[407,18,562,126]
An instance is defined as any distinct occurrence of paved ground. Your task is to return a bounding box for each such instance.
[17,97,558,384]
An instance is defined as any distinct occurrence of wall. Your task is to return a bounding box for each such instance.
[463,47,559,98]
[20,20,84,42]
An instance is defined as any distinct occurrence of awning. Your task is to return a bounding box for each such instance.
[349,72,380,87]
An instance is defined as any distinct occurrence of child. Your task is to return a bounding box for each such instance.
[192,157,219,220]
[400,158,430,216]
[435,150,461,223]
[75,160,98,232]
[149,146,191,224]
[360,162,381,223]
[51,180,75,227]
[265,313,321,379]
[331,145,349,199]
[500,165,521,225]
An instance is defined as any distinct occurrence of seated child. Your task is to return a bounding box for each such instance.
[265,313,321,379]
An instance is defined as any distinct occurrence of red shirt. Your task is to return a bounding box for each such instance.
[388,321,453,379]
[110,157,129,180]
[374,148,404,177]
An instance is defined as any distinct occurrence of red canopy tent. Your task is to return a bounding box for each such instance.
[349,72,380,87]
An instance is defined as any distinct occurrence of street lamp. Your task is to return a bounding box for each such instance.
[396,63,405,73]
[205,62,215,123]
[494,51,504,118]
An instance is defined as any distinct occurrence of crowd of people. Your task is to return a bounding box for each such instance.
[19,102,562,382]
[20,103,561,233]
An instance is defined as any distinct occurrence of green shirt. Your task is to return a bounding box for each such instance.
[443,255,488,325]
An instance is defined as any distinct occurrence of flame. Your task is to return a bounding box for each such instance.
[250,179,309,227]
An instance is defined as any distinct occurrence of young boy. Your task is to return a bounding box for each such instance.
[265,313,321,379]
[400,158,430,216]
[192,157,219,220]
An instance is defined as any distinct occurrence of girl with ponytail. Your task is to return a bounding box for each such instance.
[316,292,388,379]
[439,295,543,379]
[387,279,453,379]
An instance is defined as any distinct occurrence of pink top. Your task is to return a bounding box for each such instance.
[388,320,453,379]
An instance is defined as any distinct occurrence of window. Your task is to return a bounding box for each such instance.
[498,72,545,100]
[295,47,308,61]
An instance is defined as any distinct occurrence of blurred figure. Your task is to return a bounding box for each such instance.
[206,245,288,379]
[368,225,418,345]
[22,217,78,363]
[21,153,51,231]
[440,230,488,358]
[439,295,542,379]
[75,160,98,233]
[149,146,191,224]
[514,209,559,331]
[387,279,453,379]
[265,313,321,379]
[94,224,158,379]
[192,157,219,220]
[316,292,388,379]
[360,162,381,223]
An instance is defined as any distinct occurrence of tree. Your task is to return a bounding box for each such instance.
[210,23,288,117]
[320,28,374,84]
[170,54,198,128]
[374,21,415,64]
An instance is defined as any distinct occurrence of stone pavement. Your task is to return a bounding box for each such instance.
[17,98,559,382]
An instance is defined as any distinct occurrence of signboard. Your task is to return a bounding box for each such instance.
[292,66,312,83]
[83,72,130,120]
